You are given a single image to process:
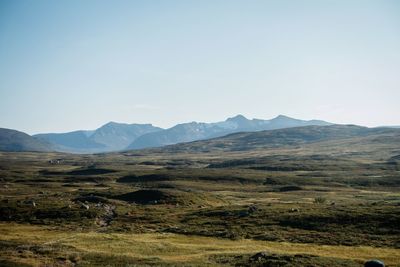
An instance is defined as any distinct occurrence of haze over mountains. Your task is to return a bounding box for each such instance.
[1,114,400,160]
[34,122,162,153]
[127,115,331,150]
[0,114,373,153]
[32,115,331,153]
[0,128,52,152]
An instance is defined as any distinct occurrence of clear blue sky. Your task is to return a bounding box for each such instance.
[1,0,399,134]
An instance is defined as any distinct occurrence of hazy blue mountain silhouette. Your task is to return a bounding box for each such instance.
[35,122,162,153]
[0,128,53,152]
[127,115,332,149]
[34,130,106,153]
[26,115,333,153]
[90,122,162,151]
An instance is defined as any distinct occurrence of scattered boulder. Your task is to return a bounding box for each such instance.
[74,194,109,204]
[289,208,300,212]
[365,260,385,267]
[250,251,269,262]
[24,200,36,207]
[80,203,90,210]
[248,205,258,213]
[96,204,116,227]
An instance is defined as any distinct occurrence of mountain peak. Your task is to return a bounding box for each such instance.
[102,121,124,127]
[226,114,248,122]
[274,115,293,120]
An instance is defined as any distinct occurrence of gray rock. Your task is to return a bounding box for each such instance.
[365,260,385,267]
[248,205,258,213]
[250,251,269,262]
[80,203,90,210]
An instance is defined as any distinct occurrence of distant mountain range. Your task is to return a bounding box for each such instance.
[153,124,400,154]
[127,115,331,149]
[34,122,162,153]
[0,115,334,153]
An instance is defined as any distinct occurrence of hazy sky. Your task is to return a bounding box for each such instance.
[1,0,399,134]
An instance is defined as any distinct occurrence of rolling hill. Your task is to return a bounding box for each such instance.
[0,128,53,152]
[152,124,400,153]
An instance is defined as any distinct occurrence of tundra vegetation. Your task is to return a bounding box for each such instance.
[0,125,400,266]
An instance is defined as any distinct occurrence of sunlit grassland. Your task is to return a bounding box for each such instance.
[1,223,400,266]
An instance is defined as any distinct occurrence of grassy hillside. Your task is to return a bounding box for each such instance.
[153,124,400,153]
[0,128,52,152]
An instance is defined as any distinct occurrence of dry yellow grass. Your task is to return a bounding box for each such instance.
[1,222,400,265]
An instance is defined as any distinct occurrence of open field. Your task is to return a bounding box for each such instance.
[1,132,400,266]
[1,223,400,266]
